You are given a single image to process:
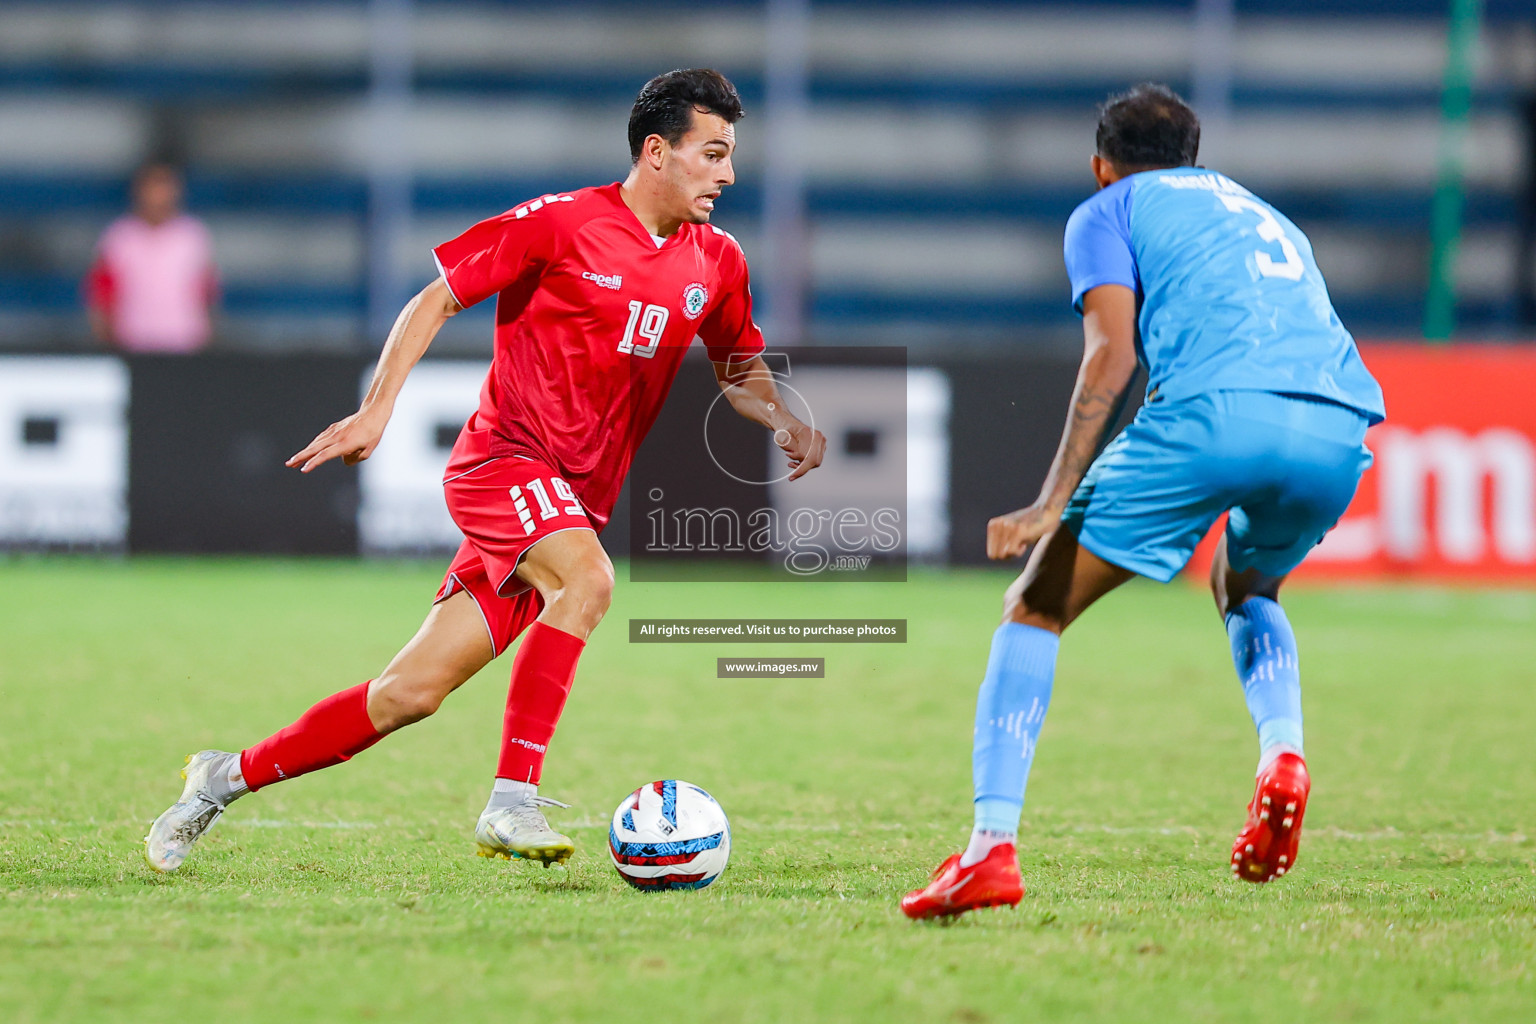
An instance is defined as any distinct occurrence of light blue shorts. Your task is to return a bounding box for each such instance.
[1060,390,1373,583]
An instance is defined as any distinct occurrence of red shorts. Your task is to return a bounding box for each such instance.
[434,456,595,656]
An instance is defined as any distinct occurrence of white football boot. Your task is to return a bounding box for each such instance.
[475,797,575,867]
[144,750,244,872]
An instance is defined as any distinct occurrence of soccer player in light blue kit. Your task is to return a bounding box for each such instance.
[903,84,1385,919]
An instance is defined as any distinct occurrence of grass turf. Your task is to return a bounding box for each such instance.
[1,558,1533,1023]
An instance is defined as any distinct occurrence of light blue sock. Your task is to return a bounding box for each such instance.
[971,622,1059,835]
[1226,596,1304,770]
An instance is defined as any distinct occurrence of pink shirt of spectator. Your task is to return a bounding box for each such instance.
[86,213,218,353]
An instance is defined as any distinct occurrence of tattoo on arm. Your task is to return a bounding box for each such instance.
[1041,378,1132,510]
[1060,389,1105,477]
[1064,384,1125,475]
[1037,284,1139,512]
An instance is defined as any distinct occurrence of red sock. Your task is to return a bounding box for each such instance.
[240,681,383,792]
[497,622,585,785]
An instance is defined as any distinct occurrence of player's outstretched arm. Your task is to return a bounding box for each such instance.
[287,277,463,473]
[713,356,827,481]
[987,284,1139,560]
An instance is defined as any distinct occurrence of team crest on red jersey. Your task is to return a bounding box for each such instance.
[681,282,709,320]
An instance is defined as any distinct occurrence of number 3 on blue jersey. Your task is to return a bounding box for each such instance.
[1216,193,1306,281]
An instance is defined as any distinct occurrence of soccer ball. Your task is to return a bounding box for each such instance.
[608,779,731,891]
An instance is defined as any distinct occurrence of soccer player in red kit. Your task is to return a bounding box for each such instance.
[146,68,826,872]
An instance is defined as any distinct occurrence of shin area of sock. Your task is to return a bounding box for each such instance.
[239,681,382,792]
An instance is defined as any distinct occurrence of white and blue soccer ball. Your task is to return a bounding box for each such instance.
[608,780,731,891]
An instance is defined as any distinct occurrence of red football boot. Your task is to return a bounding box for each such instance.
[901,843,1025,920]
[1231,751,1310,883]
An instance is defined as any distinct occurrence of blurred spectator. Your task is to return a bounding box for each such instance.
[84,163,219,353]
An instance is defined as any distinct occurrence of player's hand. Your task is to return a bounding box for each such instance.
[777,421,827,481]
[987,503,1062,560]
[286,408,389,473]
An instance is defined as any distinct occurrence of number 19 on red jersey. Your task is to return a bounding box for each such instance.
[617,301,669,359]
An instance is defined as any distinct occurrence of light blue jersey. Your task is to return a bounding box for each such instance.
[1062,167,1384,423]
[1056,167,1383,583]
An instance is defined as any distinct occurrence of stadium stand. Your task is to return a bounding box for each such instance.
[1,0,1532,353]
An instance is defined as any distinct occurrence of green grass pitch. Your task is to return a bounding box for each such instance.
[2,558,1533,1022]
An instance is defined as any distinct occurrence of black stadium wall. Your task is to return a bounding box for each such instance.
[0,352,1135,563]
[128,356,363,554]
[941,355,1142,563]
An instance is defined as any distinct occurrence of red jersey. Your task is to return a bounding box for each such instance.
[431,183,764,530]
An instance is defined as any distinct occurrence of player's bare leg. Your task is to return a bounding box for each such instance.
[515,528,616,642]
[1211,534,1310,883]
[904,528,1132,919]
[1002,524,1135,632]
[473,528,614,866]
[366,590,496,731]
[146,592,492,872]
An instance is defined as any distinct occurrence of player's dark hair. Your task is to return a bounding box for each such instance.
[1095,83,1200,170]
[133,160,182,183]
[628,68,745,163]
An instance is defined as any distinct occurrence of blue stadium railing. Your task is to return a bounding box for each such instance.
[3,0,1529,340]
[3,164,1514,330]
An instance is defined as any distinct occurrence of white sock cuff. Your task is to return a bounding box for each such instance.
[959,827,1017,868]
[492,778,537,795]
[227,763,249,798]
[1257,743,1303,776]
[485,778,538,814]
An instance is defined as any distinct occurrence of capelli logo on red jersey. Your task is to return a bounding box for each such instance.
[582,271,623,291]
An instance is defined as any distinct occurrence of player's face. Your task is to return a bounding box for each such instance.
[662,109,736,224]
[133,167,184,224]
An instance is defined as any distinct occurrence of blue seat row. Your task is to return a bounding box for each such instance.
[2,172,1512,228]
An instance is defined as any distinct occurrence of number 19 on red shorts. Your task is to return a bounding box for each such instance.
[443,457,595,598]
[508,475,583,536]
